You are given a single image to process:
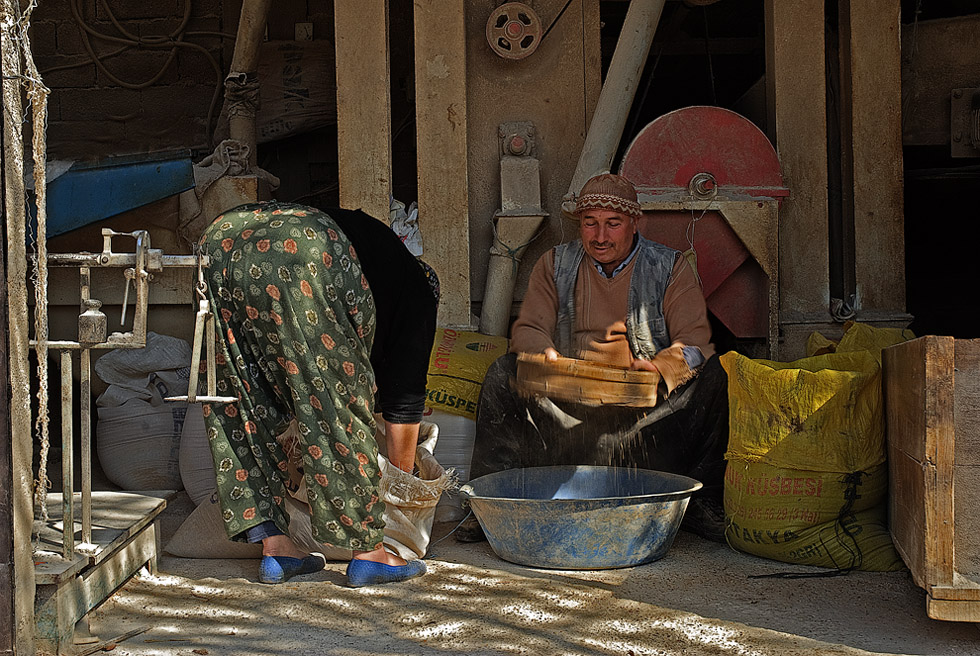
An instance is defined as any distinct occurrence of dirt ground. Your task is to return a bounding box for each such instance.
[82,491,979,656]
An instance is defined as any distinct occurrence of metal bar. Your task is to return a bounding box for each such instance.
[30,341,132,350]
[42,253,200,267]
[80,347,92,544]
[186,301,207,403]
[60,350,74,558]
[79,265,90,306]
[164,395,238,403]
[131,232,149,342]
[206,311,217,397]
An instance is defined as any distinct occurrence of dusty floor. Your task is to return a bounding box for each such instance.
[82,492,979,656]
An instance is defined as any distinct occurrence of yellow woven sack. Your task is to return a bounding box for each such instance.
[720,351,903,571]
[425,329,509,419]
[805,321,915,361]
[835,321,915,362]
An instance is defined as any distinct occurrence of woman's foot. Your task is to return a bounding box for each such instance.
[346,546,426,587]
[346,558,426,587]
[261,534,308,559]
[258,534,325,584]
[258,554,326,584]
[352,545,407,566]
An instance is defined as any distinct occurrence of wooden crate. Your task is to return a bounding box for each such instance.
[883,336,980,622]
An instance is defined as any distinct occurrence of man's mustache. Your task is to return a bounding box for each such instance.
[590,241,613,249]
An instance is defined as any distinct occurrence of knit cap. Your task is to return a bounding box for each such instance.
[563,173,642,221]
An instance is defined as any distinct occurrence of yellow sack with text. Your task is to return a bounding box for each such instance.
[425,329,508,419]
[720,350,904,571]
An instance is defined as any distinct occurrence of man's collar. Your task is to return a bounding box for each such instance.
[590,233,640,279]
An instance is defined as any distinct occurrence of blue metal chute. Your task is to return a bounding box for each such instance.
[28,150,195,240]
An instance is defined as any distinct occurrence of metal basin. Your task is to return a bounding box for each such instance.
[460,465,702,569]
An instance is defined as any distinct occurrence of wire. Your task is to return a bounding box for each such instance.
[427,509,475,551]
[67,0,224,144]
[540,0,575,44]
[685,201,710,287]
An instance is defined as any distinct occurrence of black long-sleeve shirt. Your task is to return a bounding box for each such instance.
[329,207,438,423]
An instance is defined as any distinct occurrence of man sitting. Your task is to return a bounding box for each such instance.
[459,173,729,543]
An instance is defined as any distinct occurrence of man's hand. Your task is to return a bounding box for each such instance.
[543,347,561,362]
[630,357,659,372]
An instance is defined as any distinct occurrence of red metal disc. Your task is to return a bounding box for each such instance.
[620,106,786,198]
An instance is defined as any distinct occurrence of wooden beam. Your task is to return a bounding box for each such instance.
[1,0,37,651]
[0,112,11,656]
[414,1,470,326]
[764,0,830,322]
[841,0,905,314]
[334,1,392,223]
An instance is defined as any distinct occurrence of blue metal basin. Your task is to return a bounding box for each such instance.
[461,466,702,570]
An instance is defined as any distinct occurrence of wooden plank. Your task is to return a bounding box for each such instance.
[888,450,927,589]
[34,492,167,585]
[334,0,392,222]
[954,340,980,466]
[954,340,980,580]
[415,0,470,326]
[841,0,905,314]
[764,0,829,322]
[884,337,955,590]
[883,337,929,463]
[932,576,980,601]
[35,523,159,655]
[926,596,980,623]
[924,336,956,589]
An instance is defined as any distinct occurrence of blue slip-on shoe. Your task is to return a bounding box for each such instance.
[346,558,427,587]
[258,554,326,584]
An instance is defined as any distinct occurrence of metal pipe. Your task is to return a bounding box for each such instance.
[61,350,74,558]
[480,216,546,336]
[565,0,666,205]
[227,0,273,167]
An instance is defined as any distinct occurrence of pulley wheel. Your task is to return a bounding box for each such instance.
[486,2,543,60]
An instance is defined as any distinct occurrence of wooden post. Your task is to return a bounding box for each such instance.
[0,139,12,656]
[334,0,392,223]
[841,0,905,315]
[414,1,470,326]
[1,0,37,651]
[765,0,830,325]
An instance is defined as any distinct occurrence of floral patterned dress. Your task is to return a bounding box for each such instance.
[200,201,386,551]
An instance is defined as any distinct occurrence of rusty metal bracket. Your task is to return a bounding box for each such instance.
[951,87,980,158]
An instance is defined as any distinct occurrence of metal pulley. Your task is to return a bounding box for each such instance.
[486,2,542,60]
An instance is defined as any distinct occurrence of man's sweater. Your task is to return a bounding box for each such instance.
[510,247,715,372]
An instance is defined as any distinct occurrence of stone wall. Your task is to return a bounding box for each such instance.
[30,0,231,159]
